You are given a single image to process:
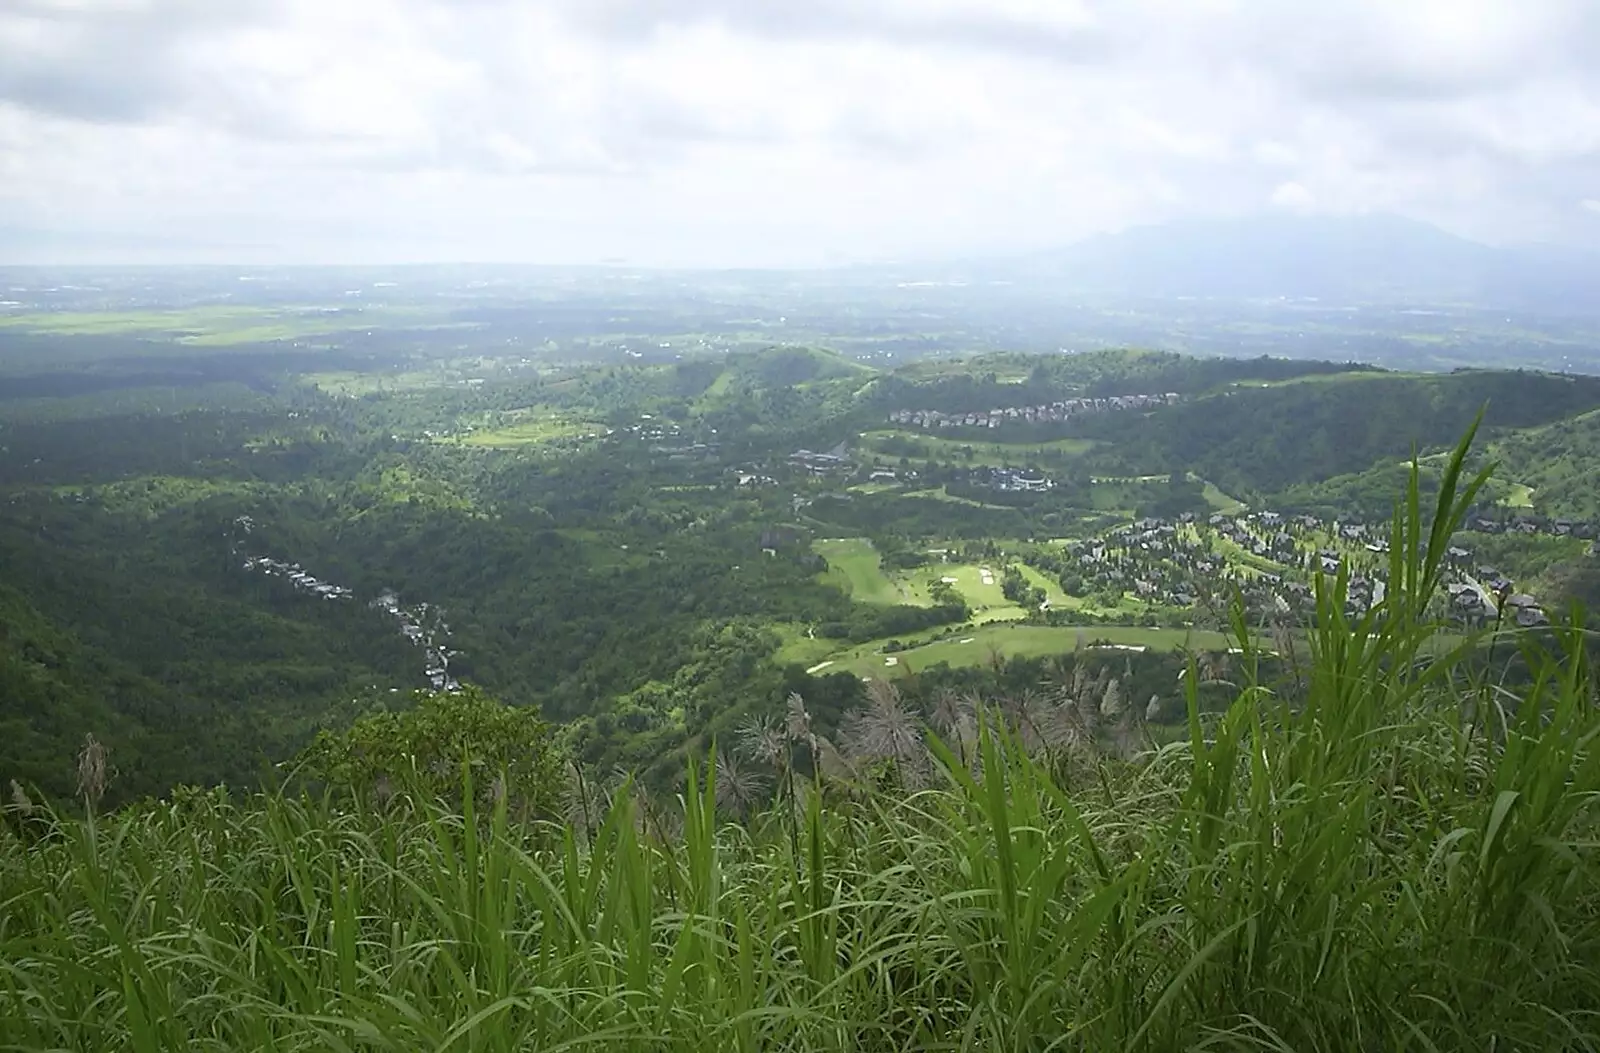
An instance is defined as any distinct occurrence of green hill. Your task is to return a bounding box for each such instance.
[725,345,874,387]
[1078,368,1600,500]
[0,584,136,800]
[1482,407,1600,521]
[874,350,1376,415]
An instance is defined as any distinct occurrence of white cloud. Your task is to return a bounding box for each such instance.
[1270,182,1316,212]
[2,0,1599,264]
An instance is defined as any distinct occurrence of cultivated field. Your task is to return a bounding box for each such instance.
[0,305,449,346]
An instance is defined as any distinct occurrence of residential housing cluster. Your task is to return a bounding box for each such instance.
[971,466,1053,493]
[1465,510,1599,542]
[240,556,355,601]
[888,393,1180,431]
[232,516,354,601]
[229,516,462,690]
[371,591,460,692]
[1049,507,1556,627]
[789,442,852,475]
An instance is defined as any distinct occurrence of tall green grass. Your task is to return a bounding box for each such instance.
[3,429,1597,1050]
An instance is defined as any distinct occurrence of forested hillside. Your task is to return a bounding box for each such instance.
[872,349,1374,413]
[0,584,132,799]
[1483,407,1600,520]
[1076,369,1600,499]
[3,340,1599,806]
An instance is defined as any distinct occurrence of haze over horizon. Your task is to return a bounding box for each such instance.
[4,0,1600,268]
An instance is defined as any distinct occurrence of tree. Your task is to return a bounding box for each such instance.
[297,686,562,819]
[1001,565,1030,604]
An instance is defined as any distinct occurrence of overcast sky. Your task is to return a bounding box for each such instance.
[3,0,1599,266]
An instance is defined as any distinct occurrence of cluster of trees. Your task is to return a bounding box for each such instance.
[1000,565,1046,609]
[816,601,971,644]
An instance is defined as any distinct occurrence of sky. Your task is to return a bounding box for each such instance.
[2,0,1599,267]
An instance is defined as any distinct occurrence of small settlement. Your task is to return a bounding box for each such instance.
[1047,506,1591,627]
[889,393,1180,431]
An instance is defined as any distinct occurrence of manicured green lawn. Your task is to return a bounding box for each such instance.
[837,623,1237,677]
[942,562,1006,607]
[1016,564,1070,608]
[815,539,915,605]
[771,624,844,667]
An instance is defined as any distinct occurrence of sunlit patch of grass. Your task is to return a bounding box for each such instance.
[836,622,1233,676]
[771,623,843,667]
[1210,534,1290,577]
[814,538,908,605]
[1200,479,1246,513]
[1501,482,1536,508]
[453,416,608,448]
[899,487,1013,509]
[1015,563,1070,607]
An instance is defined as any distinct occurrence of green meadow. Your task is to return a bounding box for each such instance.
[0,305,450,345]
[837,622,1234,677]
[815,538,911,605]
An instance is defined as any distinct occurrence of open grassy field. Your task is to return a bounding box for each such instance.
[814,539,935,606]
[770,624,844,668]
[0,305,450,346]
[1015,563,1070,608]
[837,623,1236,677]
[1211,534,1290,575]
[937,562,1011,613]
[1201,479,1247,513]
[899,487,1014,509]
[1500,482,1536,508]
[454,415,608,448]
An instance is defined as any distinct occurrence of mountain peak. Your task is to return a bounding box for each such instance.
[988,212,1595,310]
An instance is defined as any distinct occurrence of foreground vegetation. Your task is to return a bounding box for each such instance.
[3,436,1597,1050]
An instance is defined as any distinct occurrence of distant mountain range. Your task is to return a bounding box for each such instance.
[952,214,1600,313]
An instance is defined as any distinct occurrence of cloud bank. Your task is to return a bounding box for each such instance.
[2,0,1598,264]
